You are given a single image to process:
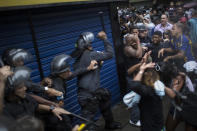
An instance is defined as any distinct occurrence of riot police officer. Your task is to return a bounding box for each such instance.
[3,66,70,121]
[40,54,97,131]
[49,54,97,105]
[2,48,62,106]
[72,31,121,130]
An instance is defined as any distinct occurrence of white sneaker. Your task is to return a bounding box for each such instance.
[129,120,141,127]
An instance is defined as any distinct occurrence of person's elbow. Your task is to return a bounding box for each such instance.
[105,50,114,59]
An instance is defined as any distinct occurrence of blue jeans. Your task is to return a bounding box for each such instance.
[130,103,140,123]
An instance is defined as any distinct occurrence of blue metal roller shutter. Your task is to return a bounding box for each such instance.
[0,12,41,82]
[31,5,120,118]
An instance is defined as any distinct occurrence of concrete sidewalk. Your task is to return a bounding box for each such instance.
[96,96,184,131]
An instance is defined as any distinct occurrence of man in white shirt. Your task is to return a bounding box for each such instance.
[154,14,173,34]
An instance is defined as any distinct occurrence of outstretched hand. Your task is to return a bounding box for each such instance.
[141,51,151,64]
[52,107,71,121]
[47,88,63,97]
[140,62,155,71]
[158,48,165,58]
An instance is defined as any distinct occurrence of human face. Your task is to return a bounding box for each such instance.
[172,75,185,92]
[14,60,24,67]
[161,15,168,26]
[14,85,27,99]
[153,10,157,15]
[171,25,177,37]
[177,7,183,14]
[59,69,72,79]
[171,24,181,37]
[88,46,93,50]
[139,30,148,38]
[152,35,161,45]
[132,29,139,36]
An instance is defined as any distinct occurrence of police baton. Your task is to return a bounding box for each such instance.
[70,113,100,127]
[98,11,106,32]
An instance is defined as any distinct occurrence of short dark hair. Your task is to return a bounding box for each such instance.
[130,26,138,31]
[153,31,162,37]
[161,14,168,18]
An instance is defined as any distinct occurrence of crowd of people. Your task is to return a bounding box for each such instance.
[119,0,197,131]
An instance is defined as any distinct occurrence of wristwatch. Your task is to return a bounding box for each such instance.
[44,86,49,91]
[49,105,55,112]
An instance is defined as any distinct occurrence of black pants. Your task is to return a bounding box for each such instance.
[78,88,114,128]
[37,112,72,131]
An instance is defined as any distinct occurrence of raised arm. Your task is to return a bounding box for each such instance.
[124,36,143,58]
[90,31,113,61]
[127,62,155,96]
[0,66,13,113]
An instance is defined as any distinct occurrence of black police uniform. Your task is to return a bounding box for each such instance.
[49,67,91,103]
[39,68,90,131]
[3,95,38,120]
[73,39,115,129]
[25,81,45,94]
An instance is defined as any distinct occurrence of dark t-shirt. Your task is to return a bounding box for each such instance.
[74,39,113,92]
[3,95,38,120]
[128,80,164,131]
[148,42,168,63]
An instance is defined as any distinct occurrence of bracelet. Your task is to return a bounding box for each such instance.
[139,71,144,74]
[44,87,49,91]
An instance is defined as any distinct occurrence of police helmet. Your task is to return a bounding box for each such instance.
[5,66,31,95]
[11,66,31,87]
[51,54,72,75]
[76,32,94,50]
[6,48,32,67]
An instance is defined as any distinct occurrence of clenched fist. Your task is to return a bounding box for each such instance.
[0,66,13,82]
[97,31,107,40]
